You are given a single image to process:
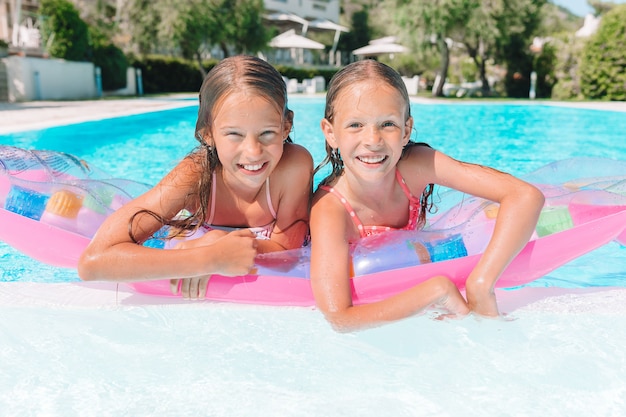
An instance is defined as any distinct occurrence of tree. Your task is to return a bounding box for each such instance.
[124,0,161,55]
[166,0,221,78]
[589,0,619,15]
[396,0,472,97]
[121,0,268,78]
[395,0,546,98]
[39,0,89,61]
[454,1,504,96]
[227,0,270,55]
[494,0,546,98]
[579,4,626,100]
[337,8,372,65]
[89,26,128,90]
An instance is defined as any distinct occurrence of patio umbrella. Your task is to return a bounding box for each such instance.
[269,29,325,50]
[352,36,408,57]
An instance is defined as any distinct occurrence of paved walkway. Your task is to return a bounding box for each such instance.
[1,95,625,135]
[0,94,197,134]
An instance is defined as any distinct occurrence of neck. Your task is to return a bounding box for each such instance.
[340,169,397,207]
[219,169,265,204]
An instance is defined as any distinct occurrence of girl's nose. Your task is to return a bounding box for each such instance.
[363,126,383,147]
[243,135,263,157]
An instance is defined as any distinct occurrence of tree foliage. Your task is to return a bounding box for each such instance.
[124,0,161,55]
[495,0,546,98]
[589,1,619,16]
[227,0,270,55]
[124,0,267,57]
[579,4,626,100]
[396,0,546,96]
[39,0,89,61]
[337,8,372,65]
[395,0,545,97]
[89,27,128,90]
[395,0,470,96]
[121,0,268,77]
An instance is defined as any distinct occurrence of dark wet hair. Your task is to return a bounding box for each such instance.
[130,55,293,243]
[314,59,434,229]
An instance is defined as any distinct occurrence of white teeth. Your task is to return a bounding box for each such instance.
[358,155,386,164]
[241,163,263,171]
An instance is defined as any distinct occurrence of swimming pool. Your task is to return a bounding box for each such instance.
[1,97,626,416]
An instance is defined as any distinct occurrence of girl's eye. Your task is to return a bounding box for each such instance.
[260,131,279,141]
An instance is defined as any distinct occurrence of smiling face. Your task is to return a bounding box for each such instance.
[208,91,289,189]
[321,81,412,183]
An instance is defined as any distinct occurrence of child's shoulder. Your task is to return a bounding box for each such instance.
[272,142,313,185]
[312,185,348,217]
[403,142,436,158]
[280,142,314,167]
[397,143,435,169]
[284,141,313,158]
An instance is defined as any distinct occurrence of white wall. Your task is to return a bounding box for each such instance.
[264,0,340,22]
[402,75,420,96]
[3,56,97,102]
[103,67,137,97]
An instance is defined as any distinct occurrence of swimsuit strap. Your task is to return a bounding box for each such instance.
[320,168,421,238]
[266,176,277,219]
[319,184,369,238]
[395,169,421,230]
[207,171,276,224]
[207,171,217,225]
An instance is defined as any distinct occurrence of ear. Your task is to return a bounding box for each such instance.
[203,131,214,148]
[283,110,294,140]
[402,116,414,147]
[283,120,293,141]
[320,118,338,149]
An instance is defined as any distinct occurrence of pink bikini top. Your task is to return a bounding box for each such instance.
[320,169,421,239]
[201,171,277,240]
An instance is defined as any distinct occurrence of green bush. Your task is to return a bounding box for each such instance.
[274,65,339,89]
[550,34,585,100]
[129,55,215,94]
[89,28,128,91]
[579,5,626,100]
[128,55,339,95]
[93,43,128,90]
[534,43,557,99]
[39,0,89,61]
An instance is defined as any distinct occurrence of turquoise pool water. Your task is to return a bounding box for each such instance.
[1,98,625,287]
[1,98,626,416]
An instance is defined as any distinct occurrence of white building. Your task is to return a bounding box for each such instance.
[264,0,340,22]
[0,0,347,101]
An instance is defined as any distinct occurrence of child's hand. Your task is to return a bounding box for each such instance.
[209,229,258,276]
[169,229,258,299]
[465,280,499,317]
[171,276,211,300]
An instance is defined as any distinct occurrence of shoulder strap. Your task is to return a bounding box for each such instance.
[265,177,277,219]
[319,185,367,238]
[207,170,217,224]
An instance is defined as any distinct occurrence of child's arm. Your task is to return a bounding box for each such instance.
[403,146,545,317]
[78,156,258,282]
[256,143,313,253]
[310,192,469,332]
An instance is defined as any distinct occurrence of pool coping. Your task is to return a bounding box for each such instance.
[1,94,625,135]
[2,281,626,314]
[0,94,199,134]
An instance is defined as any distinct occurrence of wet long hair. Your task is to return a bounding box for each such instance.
[129,55,294,243]
[314,59,434,229]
